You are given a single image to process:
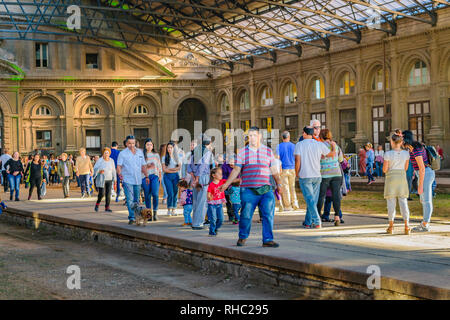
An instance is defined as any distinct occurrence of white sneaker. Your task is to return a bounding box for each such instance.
[412,223,430,232]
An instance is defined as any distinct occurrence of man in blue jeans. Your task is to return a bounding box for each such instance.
[220,127,283,248]
[117,135,149,224]
[294,126,336,229]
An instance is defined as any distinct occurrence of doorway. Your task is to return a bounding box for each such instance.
[340,109,356,153]
[177,98,207,141]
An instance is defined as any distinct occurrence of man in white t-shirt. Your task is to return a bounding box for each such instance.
[294,126,336,228]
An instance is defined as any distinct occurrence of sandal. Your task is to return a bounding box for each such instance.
[404,226,411,235]
[386,225,394,234]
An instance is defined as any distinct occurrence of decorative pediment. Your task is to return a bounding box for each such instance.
[0,60,21,76]
[0,58,25,80]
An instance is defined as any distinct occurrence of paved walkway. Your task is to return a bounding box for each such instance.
[1,187,449,299]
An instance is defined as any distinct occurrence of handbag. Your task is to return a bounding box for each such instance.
[40,180,47,197]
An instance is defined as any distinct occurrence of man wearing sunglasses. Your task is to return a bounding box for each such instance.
[298,119,322,142]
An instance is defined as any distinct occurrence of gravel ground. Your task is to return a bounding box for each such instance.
[0,222,297,300]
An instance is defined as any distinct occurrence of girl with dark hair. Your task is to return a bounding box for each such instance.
[402,130,435,232]
[25,154,44,200]
[383,134,411,234]
[142,138,162,220]
[206,167,226,236]
[159,144,168,205]
[162,142,181,216]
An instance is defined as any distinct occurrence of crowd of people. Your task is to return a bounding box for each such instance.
[0,119,443,247]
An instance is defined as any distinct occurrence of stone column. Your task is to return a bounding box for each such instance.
[353,59,369,147]
[249,73,257,126]
[113,89,124,143]
[427,31,444,145]
[64,89,76,152]
[389,43,408,131]
[161,89,172,142]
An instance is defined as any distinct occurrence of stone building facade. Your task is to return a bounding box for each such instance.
[214,7,450,168]
[0,39,215,155]
[0,7,449,168]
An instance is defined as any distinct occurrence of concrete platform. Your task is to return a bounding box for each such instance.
[1,189,449,300]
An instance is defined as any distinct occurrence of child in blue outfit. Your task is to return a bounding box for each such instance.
[178,180,193,226]
[0,197,7,215]
[228,181,241,225]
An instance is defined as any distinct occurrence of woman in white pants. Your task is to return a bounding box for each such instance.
[383,133,411,235]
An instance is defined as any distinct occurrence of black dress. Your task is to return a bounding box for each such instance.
[27,162,42,199]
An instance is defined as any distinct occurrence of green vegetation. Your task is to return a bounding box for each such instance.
[297,191,450,219]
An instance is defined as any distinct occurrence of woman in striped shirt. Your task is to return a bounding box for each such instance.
[402,130,435,232]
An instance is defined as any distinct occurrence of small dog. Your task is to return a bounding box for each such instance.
[131,203,153,226]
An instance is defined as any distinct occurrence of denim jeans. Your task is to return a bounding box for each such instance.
[163,172,179,209]
[123,182,141,221]
[322,196,342,220]
[420,167,435,223]
[183,204,193,224]
[232,203,241,221]
[116,174,121,199]
[2,170,9,192]
[366,163,375,182]
[8,174,21,199]
[375,162,383,177]
[299,177,322,226]
[344,173,351,191]
[161,174,168,200]
[62,176,70,197]
[141,174,160,211]
[192,174,209,228]
[79,174,90,195]
[207,203,224,235]
[239,187,275,243]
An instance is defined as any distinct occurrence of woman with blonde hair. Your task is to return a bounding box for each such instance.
[365,143,375,185]
[93,147,116,212]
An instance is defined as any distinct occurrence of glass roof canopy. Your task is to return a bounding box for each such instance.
[0,0,448,70]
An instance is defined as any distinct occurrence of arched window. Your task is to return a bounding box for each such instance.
[339,72,355,96]
[133,105,148,115]
[220,94,229,112]
[240,90,250,110]
[372,67,390,91]
[86,105,100,115]
[409,60,429,86]
[260,86,273,106]
[36,105,51,116]
[311,77,325,100]
[284,82,297,104]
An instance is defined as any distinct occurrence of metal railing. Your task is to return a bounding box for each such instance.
[345,153,360,177]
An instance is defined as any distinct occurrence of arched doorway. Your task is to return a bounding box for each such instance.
[177,98,207,140]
